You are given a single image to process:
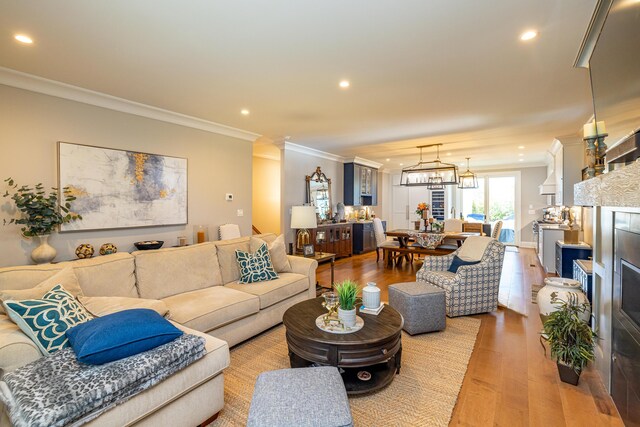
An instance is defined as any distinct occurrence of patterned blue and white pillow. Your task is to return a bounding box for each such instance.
[235,242,278,284]
[3,284,93,354]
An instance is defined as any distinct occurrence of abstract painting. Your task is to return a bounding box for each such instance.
[58,142,187,231]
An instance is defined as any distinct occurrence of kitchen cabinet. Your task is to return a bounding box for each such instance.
[352,221,386,254]
[344,163,378,206]
[556,241,592,278]
[538,226,564,273]
[573,259,593,306]
[305,223,352,258]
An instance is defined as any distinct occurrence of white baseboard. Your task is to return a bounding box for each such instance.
[519,241,536,248]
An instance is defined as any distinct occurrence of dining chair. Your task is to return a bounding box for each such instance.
[373,218,399,262]
[462,222,483,234]
[491,220,503,240]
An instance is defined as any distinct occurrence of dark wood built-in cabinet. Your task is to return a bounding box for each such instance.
[306,223,352,258]
[352,221,386,254]
[344,163,378,206]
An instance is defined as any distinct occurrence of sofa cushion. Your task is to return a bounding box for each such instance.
[214,237,250,284]
[134,243,223,300]
[0,314,42,373]
[4,285,93,354]
[422,271,457,291]
[236,243,278,284]
[225,273,309,309]
[250,235,292,273]
[79,296,170,318]
[162,286,259,332]
[60,253,138,298]
[66,309,183,365]
[0,267,83,315]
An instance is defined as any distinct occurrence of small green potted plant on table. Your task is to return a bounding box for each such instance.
[334,280,360,328]
[542,292,597,385]
[3,178,82,264]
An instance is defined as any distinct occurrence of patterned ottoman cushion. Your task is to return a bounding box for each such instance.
[247,367,353,427]
[389,282,446,335]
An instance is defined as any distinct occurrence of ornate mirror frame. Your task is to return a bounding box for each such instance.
[306,166,333,222]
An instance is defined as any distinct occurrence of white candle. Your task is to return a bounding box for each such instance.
[583,121,597,138]
[595,121,606,135]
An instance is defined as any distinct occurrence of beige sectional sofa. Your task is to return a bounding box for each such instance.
[0,233,317,426]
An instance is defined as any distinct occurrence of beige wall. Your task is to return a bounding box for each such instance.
[0,84,253,267]
[519,166,548,243]
[252,155,280,234]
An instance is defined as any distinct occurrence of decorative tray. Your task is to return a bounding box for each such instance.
[315,314,364,334]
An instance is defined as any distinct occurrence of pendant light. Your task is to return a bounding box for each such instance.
[458,157,479,189]
[400,144,459,187]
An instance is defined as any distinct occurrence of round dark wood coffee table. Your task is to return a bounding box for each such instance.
[283,297,404,395]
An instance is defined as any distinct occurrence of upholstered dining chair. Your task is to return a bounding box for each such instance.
[416,236,505,317]
[373,218,399,262]
[491,220,503,240]
[443,219,464,232]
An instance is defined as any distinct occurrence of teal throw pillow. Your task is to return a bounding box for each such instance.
[3,284,93,354]
[236,242,278,284]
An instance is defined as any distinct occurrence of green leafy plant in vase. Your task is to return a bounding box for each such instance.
[334,279,361,329]
[541,292,597,385]
[3,178,82,264]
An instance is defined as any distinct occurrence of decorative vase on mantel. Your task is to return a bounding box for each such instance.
[31,234,57,264]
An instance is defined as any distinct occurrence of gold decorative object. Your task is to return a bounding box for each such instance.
[99,243,118,256]
[75,243,94,259]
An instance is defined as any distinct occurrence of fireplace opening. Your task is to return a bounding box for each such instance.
[621,259,640,330]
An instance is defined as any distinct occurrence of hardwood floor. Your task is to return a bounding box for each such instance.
[315,248,623,426]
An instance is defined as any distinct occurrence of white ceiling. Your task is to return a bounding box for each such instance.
[0,0,596,169]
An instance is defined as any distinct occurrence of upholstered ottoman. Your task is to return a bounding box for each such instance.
[247,366,353,427]
[389,282,446,335]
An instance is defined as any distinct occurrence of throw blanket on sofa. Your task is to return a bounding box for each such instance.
[0,334,206,427]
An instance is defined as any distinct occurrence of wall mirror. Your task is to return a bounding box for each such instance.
[306,166,332,222]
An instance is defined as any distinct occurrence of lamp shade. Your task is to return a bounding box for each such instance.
[291,205,318,229]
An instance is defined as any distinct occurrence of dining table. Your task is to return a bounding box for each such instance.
[383,229,482,267]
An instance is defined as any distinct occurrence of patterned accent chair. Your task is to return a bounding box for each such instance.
[416,239,505,317]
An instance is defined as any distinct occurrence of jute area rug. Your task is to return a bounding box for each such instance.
[211,316,481,427]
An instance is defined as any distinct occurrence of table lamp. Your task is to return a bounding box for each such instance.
[291,205,318,252]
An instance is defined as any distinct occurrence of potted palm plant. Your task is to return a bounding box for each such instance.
[3,178,82,263]
[542,292,597,385]
[334,280,360,328]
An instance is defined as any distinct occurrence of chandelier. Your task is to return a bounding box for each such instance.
[400,144,459,187]
[458,157,479,189]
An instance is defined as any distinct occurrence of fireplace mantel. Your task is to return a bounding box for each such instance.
[574,161,640,207]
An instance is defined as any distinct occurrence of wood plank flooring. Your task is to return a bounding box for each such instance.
[315,248,623,426]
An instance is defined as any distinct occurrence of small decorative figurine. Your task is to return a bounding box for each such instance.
[99,243,118,256]
[75,243,94,259]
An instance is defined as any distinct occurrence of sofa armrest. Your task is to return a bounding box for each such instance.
[287,256,318,299]
[0,315,42,376]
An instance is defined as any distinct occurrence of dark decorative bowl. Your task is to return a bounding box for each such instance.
[134,240,164,250]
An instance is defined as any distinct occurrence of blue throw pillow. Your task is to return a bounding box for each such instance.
[66,308,183,365]
[3,284,93,354]
[448,255,480,273]
[236,242,278,284]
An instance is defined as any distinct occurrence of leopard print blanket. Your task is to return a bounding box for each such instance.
[0,334,206,427]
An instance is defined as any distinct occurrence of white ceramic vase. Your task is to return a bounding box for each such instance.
[362,282,381,309]
[536,277,590,323]
[338,307,357,328]
[31,234,57,264]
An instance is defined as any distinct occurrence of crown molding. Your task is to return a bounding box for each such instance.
[574,0,612,68]
[277,141,345,163]
[253,152,280,161]
[346,156,384,169]
[0,67,261,142]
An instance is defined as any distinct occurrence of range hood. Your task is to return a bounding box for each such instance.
[539,171,556,195]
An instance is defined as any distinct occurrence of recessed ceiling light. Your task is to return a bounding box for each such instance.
[520,30,538,41]
[446,152,452,156]
[399,163,404,166]
[518,145,525,149]
[519,159,524,162]
[339,80,350,89]
[518,153,524,156]
[240,109,250,116]
[14,34,33,44]
[385,158,390,162]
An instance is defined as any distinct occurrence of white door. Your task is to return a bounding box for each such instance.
[391,180,409,230]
